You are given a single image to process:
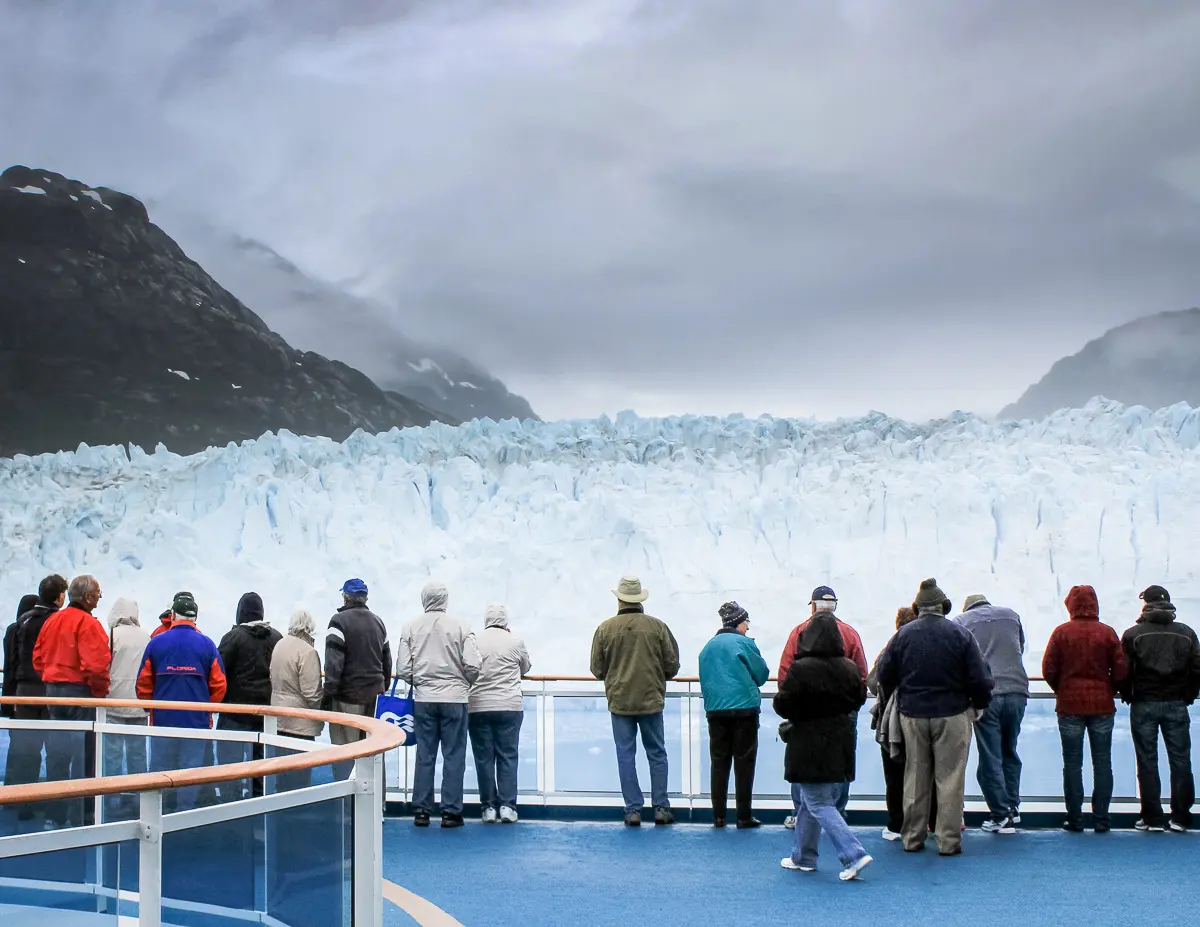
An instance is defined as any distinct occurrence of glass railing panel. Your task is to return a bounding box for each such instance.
[0,839,132,923]
[552,695,682,794]
[264,795,351,927]
[264,741,338,794]
[0,718,92,834]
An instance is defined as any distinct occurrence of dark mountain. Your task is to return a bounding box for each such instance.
[0,165,448,458]
[151,207,539,424]
[1000,308,1200,421]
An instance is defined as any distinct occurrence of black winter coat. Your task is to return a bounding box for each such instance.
[217,593,282,729]
[1121,603,1200,704]
[773,615,866,784]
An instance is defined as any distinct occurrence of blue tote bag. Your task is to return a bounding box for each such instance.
[375,679,417,747]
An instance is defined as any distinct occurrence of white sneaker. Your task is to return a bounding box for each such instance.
[981,816,1016,834]
[1169,821,1188,833]
[499,806,519,824]
[1011,813,1021,825]
[1135,819,1165,833]
[783,815,797,829]
[780,857,815,872]
[840,855,873,881]
[882,827,902,842]
[482,807,499,824]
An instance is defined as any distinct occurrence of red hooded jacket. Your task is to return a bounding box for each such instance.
[31,604,111,697]
[778,615,867,683]
[1042,586,1128,716]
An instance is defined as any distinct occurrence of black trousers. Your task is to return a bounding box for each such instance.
[882,744,937,833]
[708,713,759,822]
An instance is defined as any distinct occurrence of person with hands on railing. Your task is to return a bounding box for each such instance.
[136,592,228,811]
[2,594,40,790]
[104,597,151,809]
[590,575,680,827]
[31,574,110,828]
[774,610,871,881]
[697,601,769,829]
[270,608,325,791]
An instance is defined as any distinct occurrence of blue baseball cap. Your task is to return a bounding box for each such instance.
[340,578,368,596]
[810,585,837,603]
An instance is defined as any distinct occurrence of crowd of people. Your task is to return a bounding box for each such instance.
[3,568,1199,883]
[590,574,1200,882]
[0,574,528,830]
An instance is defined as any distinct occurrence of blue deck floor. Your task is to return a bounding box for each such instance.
[381,819,1200,927]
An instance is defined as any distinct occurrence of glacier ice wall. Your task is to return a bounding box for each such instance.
[3,399,1200,673]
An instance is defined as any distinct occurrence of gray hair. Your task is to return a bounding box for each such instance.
[342,592,368,607]
[813,600,837,613]
[288,608,316,639]
[68,574,99,605]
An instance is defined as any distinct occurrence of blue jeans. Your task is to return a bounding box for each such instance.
[1130,700,1195,827]
[412,702,469,816]
[469,710,523,810]
[611,713,669,813]
[974,693,1027,819]
[150,736,209,811]
[792,782,867,869]
[1058,714,1114,827]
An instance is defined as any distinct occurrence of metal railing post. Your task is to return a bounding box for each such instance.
[138,789,163,927]
[352,754,383,927]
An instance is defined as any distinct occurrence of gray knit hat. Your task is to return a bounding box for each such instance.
[963,594,989,611]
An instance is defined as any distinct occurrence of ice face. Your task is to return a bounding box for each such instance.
[1,397,1198,674]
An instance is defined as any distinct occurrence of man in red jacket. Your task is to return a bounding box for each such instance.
[778,586,867,827]
[31,574,110,828]
[1042,585,1128,833]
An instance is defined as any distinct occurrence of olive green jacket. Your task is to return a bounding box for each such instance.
[590,605,680,715]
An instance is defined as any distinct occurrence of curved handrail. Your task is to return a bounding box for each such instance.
[0,696,404,806]
[520,674,1051,684]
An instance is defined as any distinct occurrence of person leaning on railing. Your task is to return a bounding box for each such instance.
[104,596,150,815]
[2,593,40,792]
[270,608,325,792]
[31,574,111,829]
[135,591,228,812]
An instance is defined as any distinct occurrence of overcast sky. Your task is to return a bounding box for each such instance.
[4,0,1200,421]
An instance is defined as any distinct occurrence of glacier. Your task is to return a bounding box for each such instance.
[2,398,1200,674]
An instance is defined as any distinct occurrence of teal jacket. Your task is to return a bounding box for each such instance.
[698,631,770,713]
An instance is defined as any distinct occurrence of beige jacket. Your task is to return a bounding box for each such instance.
[270,633,324,738]
[469,606,532,714]
[107,598,149,722]
[396,584,482,704]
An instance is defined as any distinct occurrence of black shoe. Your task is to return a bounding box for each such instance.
[712,817,726,828]
[736,817,762,829]
[441,813,464,828]
[1062,821,1085,833]
[1093,822,1110,834]
[624,812,642,827]
[413,812,430,827]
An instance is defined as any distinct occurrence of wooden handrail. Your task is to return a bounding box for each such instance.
[0,697,403,806]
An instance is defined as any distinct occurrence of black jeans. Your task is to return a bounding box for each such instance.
[4,682,49,790]
[707,712,758,822]
[1058,714,1114,827]
[1130,700,1195,827]
[216,714,265,800]
[882,745,937,833]
[469,710,524,810]
[45,682,95,826]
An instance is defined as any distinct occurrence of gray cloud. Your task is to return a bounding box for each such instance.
[3,0,1199,421]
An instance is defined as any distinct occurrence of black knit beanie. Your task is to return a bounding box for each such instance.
[912,578,951,613]
[719,601,749,629]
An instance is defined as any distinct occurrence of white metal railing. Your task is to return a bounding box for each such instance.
[0,698,400,927]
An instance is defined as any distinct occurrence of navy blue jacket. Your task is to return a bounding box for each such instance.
[876,613,993,718]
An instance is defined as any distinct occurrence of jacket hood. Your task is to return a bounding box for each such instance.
[240,621,276,638]
[422,582,448,613]
[236,592,265,625]
[16,594,38,621]
[1065,586,1099,621]
[1140,601,1177,625]
[107,597,141,629]
[796,614,845,659]
[484,604,509,630]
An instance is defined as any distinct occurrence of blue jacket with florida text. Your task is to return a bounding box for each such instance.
[137,622,228,728]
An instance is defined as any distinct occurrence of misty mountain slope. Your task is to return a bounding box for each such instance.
[1001,308,1200,421]
[152,207,538,424]
[0,165,445,457]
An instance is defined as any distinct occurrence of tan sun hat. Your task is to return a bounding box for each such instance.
[613,575,650,603]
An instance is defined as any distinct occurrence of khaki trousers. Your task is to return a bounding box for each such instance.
[899,711,973,853]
